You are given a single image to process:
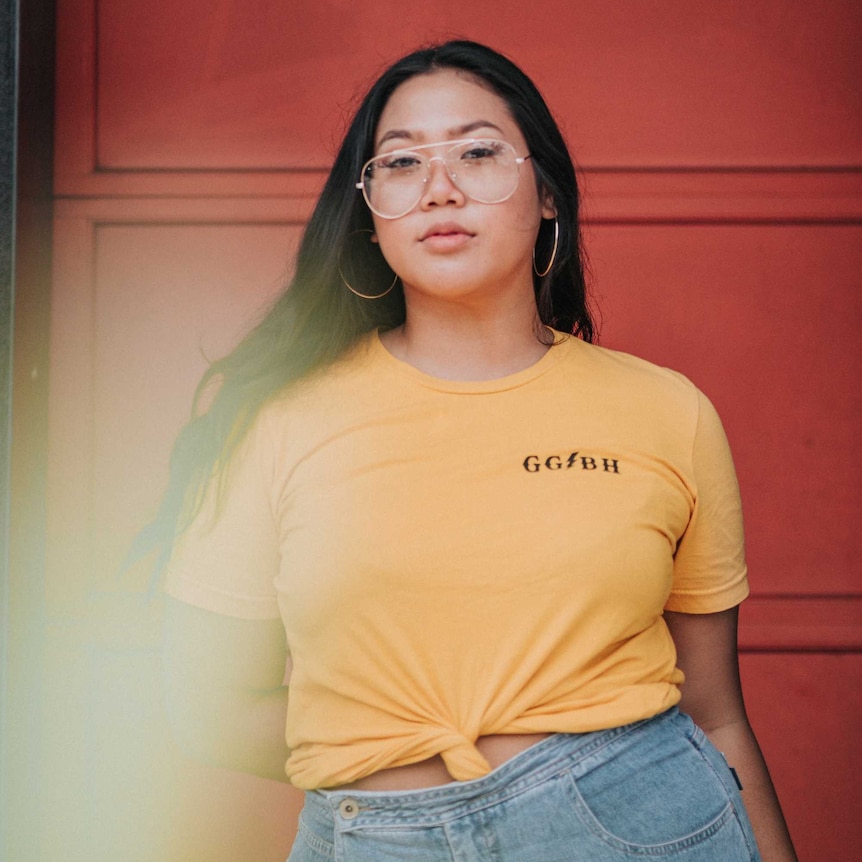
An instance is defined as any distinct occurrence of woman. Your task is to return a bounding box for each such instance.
[160,41,797,861]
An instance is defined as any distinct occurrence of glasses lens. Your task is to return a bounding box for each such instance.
[360,139,522,218]
[445,139,520,204]
[362,151,425,219]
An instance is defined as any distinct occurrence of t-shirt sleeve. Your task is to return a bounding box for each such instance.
[163,412,282,620]
[665,390,750,613]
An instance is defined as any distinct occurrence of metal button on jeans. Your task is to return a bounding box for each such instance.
[338,798,360,820]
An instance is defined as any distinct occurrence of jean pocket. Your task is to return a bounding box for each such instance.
[563,717,741,855]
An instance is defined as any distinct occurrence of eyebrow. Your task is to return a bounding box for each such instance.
[376,120,507,148]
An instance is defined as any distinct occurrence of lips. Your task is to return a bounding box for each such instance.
[419,222,475,242]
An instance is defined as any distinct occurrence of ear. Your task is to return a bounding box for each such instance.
[370,232,379,244]
[540,189,557,221]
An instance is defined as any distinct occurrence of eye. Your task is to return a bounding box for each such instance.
[376,153,423,172]
[460,140,507,161]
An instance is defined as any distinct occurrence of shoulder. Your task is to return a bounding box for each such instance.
[242,330,385,459]
[548,335,732,465]
[568,336,694,387]
[561,335,702,414]
[257,331,381,419]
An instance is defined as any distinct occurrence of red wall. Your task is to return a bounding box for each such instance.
[29,1,861,859]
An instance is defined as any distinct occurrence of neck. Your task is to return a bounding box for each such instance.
[381,299,549,381]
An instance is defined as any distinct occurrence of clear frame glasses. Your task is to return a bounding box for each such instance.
[356,138,531,219]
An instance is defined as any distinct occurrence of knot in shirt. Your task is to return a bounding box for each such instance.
[436,731,493,781]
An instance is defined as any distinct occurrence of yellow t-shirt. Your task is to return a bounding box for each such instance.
[165,330,749,789]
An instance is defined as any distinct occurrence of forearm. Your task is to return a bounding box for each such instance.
[664,608,798,861]
[163,599,293,783]
[210,684,292,783]
[169,682,292,783]
[703,718,797,862]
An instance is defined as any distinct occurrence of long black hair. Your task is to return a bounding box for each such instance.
[145,40,594,564]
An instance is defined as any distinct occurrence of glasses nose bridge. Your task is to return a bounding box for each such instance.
[423,151,459,187]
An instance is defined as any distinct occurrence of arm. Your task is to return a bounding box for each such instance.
[163,596,292,783]
[664,606,798,862]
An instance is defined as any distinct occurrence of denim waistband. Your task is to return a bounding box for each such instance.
[305,708,679,828]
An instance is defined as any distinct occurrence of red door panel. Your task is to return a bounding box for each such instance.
[60,0,862,174]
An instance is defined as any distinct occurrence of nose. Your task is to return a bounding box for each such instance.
[420,156,465,209]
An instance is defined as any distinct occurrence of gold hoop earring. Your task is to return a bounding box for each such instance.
[338,230,399,300]
[532,217,558,278]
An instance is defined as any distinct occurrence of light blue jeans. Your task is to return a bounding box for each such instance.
[287,708,761,861]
